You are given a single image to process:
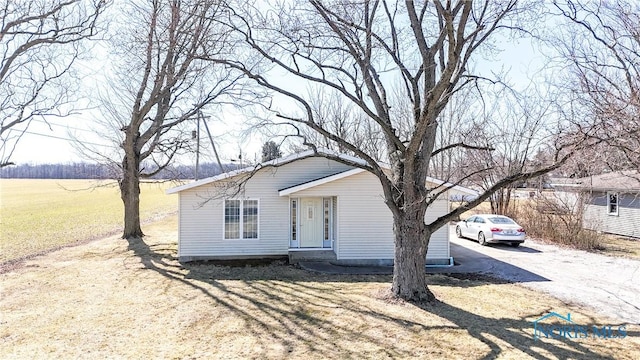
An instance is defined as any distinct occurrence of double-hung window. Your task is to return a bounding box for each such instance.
[224,199,259,239]
[607,192,618,216]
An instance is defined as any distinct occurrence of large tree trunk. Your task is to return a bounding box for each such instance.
[120,147,143,239]
[391,205,435,303]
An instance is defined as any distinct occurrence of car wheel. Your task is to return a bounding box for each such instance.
[478,232,487,246]
[456,226,463,239]
[511,242,521,247]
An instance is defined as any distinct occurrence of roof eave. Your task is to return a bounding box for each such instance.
[278,168,365,196]
[579,187,640,193]
[166,149,476,196]
[166,149,325,194]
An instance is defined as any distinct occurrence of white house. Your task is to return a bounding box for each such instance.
[166,150,477,266]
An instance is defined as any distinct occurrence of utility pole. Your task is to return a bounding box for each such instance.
[195,112,201,180]
[193,110,226,178]
[200,111,224,174]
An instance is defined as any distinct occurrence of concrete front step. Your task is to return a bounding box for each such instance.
[288,249,337,264]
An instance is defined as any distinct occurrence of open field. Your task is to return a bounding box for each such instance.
[0,179,178,263]
[1,215,638,359]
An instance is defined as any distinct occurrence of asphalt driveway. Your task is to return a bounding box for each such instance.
[449,225,640,325]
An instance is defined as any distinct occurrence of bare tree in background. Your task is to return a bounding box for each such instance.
[294,90,386,161]
[0,0,108,167]
[464,87,558,215]
[215,0,589,301]
[423,84,483,181]
[97,0,244,238]
[552,0,640,172]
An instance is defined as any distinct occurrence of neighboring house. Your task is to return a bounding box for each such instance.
[167,150,477,266]
[560,171,640,239]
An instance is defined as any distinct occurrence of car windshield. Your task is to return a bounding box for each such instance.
[488,217,516,224]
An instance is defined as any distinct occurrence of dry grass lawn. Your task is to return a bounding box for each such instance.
[0,179,177,263]
[1,215,638,359]
[598,235,640,260]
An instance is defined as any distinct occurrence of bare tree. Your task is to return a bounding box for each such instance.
[462,86,559,215]
[215,0,588,301]
[426,86,481,181]
[0,0,108,167]
[295,90,387,161]
[98,0,244,238]
[551,0,640,171]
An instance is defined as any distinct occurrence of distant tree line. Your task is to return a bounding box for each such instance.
[0,163,111,179]
[0,162,233,179]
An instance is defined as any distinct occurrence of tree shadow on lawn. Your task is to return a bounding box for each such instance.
[125,236,636,359]
[412,298,636,360]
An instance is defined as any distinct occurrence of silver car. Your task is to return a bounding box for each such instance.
[455,214,526,247]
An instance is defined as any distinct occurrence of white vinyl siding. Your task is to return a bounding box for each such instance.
[424,198,450,259]
[287,171,451,262]
[332,197,338,246]
[174,156,452,260]
[177,157,352,258]
[287,171,391,259]
[584,191,640,238]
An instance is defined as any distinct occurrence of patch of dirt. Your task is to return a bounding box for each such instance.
[440,272,513,284]
[187,257,290,268]
[371,287,405,304]
[0,234,117,274]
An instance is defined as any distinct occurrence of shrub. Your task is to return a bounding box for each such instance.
[509,197,604,251]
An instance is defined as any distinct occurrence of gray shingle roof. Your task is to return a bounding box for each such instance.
[573,170,640,192]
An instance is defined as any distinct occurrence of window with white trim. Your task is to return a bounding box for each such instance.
[607,192,618,215]
[224,199,259,239]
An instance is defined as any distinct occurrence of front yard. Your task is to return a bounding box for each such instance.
[599,234,640,260]
[1,215,638,359]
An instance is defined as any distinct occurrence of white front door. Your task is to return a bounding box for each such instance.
[300,197,323,248]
